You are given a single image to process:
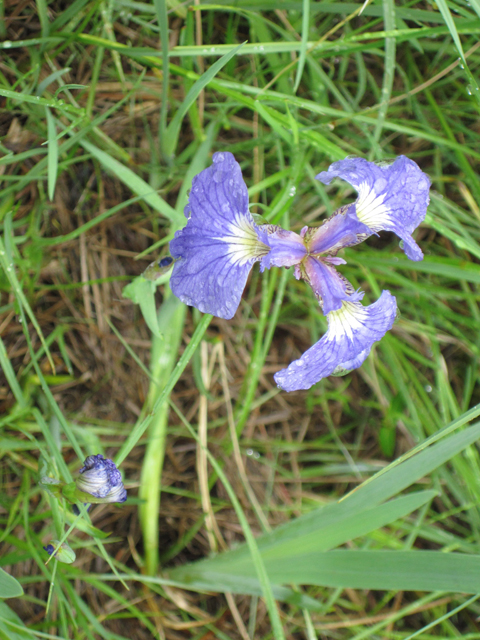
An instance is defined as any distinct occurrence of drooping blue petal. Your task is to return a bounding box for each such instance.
[274,291,397,392]
[316,156,431,261]
[170,152,270,319]
[260,226,307,270]
[303,256,361,315]
[304,205,371,254]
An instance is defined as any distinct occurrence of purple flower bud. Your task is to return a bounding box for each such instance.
[76,455,127,504]
[43,541,76,564]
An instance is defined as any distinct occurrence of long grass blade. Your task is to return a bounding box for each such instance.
[45,108,58,201]
[162,42,245,159]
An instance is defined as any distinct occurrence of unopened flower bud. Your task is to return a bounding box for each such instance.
[75,454,127,504]
[43,541,76,564]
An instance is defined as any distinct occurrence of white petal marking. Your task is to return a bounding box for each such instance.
[213,214,269,266]
[355,180,391,229]
[326,300,369,342]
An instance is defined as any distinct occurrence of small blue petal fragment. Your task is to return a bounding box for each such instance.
[158,256,173,268]
[142,256,174,281]
[260,227,306,270]
[303,256,363,315]
[170,152,269,319]
[76,454,127,504]
[274,291,397,391]
[305,204,371,254]
[316,156,431,261]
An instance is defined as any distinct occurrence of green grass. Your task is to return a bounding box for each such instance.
[2,1,480,638]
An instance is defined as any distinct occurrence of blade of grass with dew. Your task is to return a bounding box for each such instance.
[139,293,186,575]
[153,0,170,161]
[45,107,58,201]
[162,42,246,160]
[371,0,395,154]
[79,139,183,225]
[435,0,480,107]
[0,86,83,114]
[293,0,310,93]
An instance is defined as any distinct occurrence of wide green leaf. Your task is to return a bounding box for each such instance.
[0,568,23,599]
[267,550,480,592]
[168,414,480,595]
[123,277,161,338]
[170,551,480,594]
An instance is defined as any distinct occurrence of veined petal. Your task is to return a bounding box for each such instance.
[316,156,431,261]
[274,291,397,392]
[304,205,371,255]
[260,226,307,270]
[303,256,361,315]
[170,152,270,319]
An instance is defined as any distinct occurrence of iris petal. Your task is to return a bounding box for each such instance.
[303,256,359,315]
[274,291,397,392]
[260,226,307,269]
[305,205,371,254]
[316,156,430,261]
[170,152,269,319]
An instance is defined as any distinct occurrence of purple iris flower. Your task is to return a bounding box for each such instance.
[169,152,430,392]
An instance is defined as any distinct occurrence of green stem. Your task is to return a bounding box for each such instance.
[139,293,186,575]
[115,312,212,466]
